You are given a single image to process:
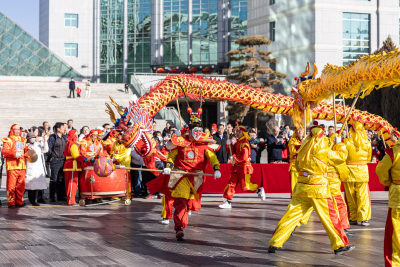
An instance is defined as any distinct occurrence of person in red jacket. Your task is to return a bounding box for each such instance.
[80,130,103,167]
[219,125,261,209]
[2,124,29,208]
[63,129,83,206]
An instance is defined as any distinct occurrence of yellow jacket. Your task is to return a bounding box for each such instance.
[376,144,400,208]
[112,142,131,168]
[294,127,330,199]
[288,136,302,172]
[327,142,350,181]
[343,122,372,182]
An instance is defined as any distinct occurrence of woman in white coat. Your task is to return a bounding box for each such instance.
[25,131,48,206]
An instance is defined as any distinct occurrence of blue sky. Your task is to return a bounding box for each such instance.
[0,0,39,38]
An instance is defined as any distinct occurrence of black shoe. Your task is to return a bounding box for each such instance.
[37,199,46,204]
[16,204,25,208]
[50,198,56,203]
[344,229,354,237]
[268,246,278,253]
[176,228,184,241]
[32,203,40,207]
[334,245,355,255]
[349,220,358,225]
[8,205,15,209]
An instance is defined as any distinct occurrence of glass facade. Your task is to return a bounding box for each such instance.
[127,0,151,74]
[100,0,124,83]
[99,0,248,82]
[0,11,80,77]
[342,12,370,66]
[192,0,218,65]
[163,0,189,66]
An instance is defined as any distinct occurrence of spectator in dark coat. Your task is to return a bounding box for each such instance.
[266,126,286,163]
[249,130,259,163]
[68,78,76,98]
[213,124,228,163]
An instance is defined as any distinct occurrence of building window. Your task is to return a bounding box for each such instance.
[342,13,370,66]
[269,21,275,41]
[270,0,275,4]
[65,13,78,27]
[64,43,78,57]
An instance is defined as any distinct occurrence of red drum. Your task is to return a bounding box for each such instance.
[93,157,114,177]
[79,168,131,200]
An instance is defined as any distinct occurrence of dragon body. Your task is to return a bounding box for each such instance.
[106,73,395,157]
[298,48,400,102]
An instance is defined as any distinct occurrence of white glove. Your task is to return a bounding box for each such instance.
[214,170,221,179]
[228,156,234,162]
[163,168,171,175]
[15,152,22,159]
[226,139,231,145]
[335,136,342,144]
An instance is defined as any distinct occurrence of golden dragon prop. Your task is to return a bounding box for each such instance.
[298,48,400,102]
[106,73,395,152]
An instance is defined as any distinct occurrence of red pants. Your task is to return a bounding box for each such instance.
[223,171,258,200]
[6,169,25,206]
[64,171,79,205]
[384,208,400,267]
[163,194,175,219]
[174,198,190,230]
[334,195,350,230]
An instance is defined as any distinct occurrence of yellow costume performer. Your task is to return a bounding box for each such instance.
[327,137,350,230]
[343,121,372,225]
[268,124,354,254]
[376,129,400,267]
[288,129,303,193]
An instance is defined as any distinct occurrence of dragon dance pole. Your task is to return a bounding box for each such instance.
[333,93,337,132]
[380,129,388,149]
[339,86,363,136]
[118,166,214,177]
[175,97,183,129]
[342,96,349,135]
[223,100,233,155]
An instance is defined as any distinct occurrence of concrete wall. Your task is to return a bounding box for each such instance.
[39,0,94,78]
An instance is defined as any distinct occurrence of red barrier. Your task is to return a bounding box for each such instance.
[203,163,384,193]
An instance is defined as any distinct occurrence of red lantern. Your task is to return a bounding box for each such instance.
[189,67,198,73]
[170,68,179,73]
[156,67,165,73]
[202,66,212,74]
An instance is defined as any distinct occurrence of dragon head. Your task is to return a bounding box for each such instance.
[106,96,154,157]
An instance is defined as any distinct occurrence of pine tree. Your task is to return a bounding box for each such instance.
[225,35,286,127]
[356,36,400,128]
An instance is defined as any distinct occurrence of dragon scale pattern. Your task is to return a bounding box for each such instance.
[136,74,395,146]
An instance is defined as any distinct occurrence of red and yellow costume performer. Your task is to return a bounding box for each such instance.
[219,125,258,209]
[163,107,221,240]
[102,130,119,156]
[63,129,83,205]
[343,121,372,225]
[80,130,104,167]
[1,124,29,207]
[376,129,400,267]
[268,124,354,254]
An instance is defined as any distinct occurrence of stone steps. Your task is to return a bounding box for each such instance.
[0,81,134,137]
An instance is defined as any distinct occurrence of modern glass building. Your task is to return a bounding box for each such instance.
[98,0,247,83]
[0,11,81,77]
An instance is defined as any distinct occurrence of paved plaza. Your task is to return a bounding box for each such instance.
[0,192,389,266]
